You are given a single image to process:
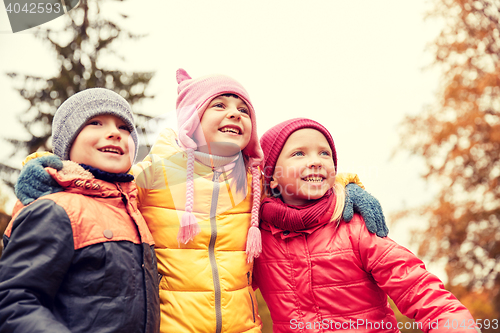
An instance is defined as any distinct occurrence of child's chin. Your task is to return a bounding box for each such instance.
[94,163,130,174]
[305,190,329,200]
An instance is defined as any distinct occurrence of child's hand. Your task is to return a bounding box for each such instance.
[15,154,64,205]
[343,184,389,237]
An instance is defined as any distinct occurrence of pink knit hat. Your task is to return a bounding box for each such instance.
[175,69,263,262]
[176,68,263,165]
[260,118,337,192]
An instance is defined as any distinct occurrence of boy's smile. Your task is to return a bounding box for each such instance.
[98,146,124,154]
[194,94,252,156]
[270,128,336,206]
[69,114,134,173]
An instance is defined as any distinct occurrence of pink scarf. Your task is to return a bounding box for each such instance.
[260,189,335,233]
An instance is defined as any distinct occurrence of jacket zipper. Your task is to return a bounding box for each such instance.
[209,171,223,333]
[117,183,153,330]
[247,272,256,323]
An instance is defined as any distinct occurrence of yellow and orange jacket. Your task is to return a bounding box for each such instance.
[132,128,261,333]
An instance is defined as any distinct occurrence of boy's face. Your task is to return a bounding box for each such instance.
[194,95,252,155]
[270,129,336,206]
[69,114,134,173]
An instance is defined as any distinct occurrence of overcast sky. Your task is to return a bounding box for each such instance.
[0,0,447,278]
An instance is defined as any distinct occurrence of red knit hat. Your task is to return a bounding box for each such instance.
[260,118,337,192]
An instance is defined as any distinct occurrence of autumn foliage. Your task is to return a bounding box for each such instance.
[399,0,500,329]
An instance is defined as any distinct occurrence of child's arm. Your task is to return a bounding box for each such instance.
[354,215,479,333]
[15,129,178,205]
[0,200,74,333]
[14,152,151,207]
[15,153,64,205]
[336,173,389,237]
[344,183,388,236]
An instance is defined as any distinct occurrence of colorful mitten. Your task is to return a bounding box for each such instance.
[15,154,64,205]
[343,183,389,237]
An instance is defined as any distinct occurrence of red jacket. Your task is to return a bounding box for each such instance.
[254,211,477,333]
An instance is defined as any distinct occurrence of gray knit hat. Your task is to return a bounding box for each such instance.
[52,88,139,163]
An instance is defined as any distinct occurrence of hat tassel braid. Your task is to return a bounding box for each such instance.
[246,166,262,263]
[177,149,201,244]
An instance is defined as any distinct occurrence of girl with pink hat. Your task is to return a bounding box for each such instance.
[131,69,267,332]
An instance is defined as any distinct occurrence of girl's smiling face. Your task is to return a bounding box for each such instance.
[69,114,134,173]
[270,128,336,206]
[193,94,252,156]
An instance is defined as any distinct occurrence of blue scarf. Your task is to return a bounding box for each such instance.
[80,164,134,183]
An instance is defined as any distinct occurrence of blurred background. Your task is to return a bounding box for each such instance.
[1,0,499,331]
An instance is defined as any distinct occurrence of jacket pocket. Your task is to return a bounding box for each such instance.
[247,272,256,323]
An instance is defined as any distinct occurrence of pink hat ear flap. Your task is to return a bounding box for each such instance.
[176,68,192,84]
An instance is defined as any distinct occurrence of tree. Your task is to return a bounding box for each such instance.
[0,186,11,258]
[399,0,500,328]
[0,0,154,189]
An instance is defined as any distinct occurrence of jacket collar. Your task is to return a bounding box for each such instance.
[46,161,137,198]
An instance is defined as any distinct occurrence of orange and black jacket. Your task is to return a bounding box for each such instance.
[0,163,160,333]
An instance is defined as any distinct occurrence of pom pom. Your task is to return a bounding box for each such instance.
[177,211,200,244]
[246,226,262,263]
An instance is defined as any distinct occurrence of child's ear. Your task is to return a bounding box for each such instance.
[269,177,281,198]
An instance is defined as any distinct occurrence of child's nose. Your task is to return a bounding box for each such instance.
[227,106,241,119]
[107,126,122,139]
[307,157,322,168]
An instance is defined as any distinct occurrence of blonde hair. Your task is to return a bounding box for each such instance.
[330,180,346,225]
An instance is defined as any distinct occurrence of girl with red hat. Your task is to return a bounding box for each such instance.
[254,118,479,333]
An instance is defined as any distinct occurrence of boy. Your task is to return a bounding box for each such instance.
[0,88,160,333]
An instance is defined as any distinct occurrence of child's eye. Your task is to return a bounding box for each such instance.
[239,108,249,115]
[212,103,224,108]
[88,120,101,126]
[292,151,304,157]
[119,125,131,132]
[320,151,331,156]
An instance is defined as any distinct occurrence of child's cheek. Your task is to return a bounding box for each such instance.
[127,135,136,165]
